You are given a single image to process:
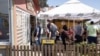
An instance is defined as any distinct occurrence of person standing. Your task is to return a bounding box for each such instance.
[45,20,57,56]
[61,22,68,50]
[34,22,42,45]
[47,20,57,40]
[82,24,87,41]
[55,30,60,43]
[74,22,84,43]
[87,21,99,44]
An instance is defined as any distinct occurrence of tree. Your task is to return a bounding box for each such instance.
[39,0,48,8]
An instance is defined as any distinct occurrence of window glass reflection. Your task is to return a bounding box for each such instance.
[0,0,9,41]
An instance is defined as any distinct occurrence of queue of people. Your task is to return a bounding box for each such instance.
[32,20,99,46]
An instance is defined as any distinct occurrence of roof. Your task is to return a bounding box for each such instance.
[42,0,100,16]
[33,0,40,12]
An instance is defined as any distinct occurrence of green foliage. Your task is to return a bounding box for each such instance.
[75,41,96,50]
[38,0,48,8]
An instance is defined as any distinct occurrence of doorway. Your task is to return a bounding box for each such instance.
[30,15,36,45]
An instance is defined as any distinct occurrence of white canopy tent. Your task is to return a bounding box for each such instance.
[86,18,100,24]
[38,0,100,37]
[38,0,100,20]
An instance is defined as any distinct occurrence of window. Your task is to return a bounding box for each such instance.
[0,0,9,41]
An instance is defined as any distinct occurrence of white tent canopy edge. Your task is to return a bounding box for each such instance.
[38,0,100,20]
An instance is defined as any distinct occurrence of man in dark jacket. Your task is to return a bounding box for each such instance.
[34,22,42,45]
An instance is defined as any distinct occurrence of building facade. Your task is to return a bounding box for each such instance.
[0,0,40,45]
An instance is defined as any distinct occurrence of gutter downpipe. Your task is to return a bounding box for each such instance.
[9,0,14,45]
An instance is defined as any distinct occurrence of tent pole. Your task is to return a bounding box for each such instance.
[73,18,75,29]
[73,18,75,42]
[45,18,47,38]
[68,19,69,28]
[82,20,84,41]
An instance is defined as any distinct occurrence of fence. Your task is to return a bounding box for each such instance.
[1,44,100,56]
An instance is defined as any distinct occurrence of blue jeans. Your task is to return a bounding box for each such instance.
[35,37,41,45]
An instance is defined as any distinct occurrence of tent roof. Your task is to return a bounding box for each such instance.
[42,0,100,16]
[86,18,100,23]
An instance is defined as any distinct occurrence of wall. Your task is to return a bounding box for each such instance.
[15,8,30,45]
[12,0,37,45]
[14,0,36,15]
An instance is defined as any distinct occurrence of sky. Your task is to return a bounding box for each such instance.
[47,0,100,10]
